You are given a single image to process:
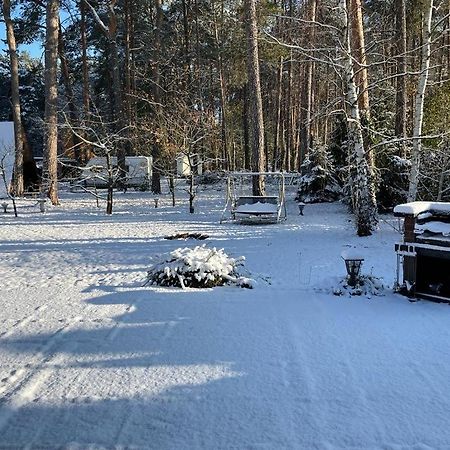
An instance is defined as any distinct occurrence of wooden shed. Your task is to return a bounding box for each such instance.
[394,202,450,302]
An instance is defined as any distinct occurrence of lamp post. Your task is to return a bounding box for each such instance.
[298,202,306,215]
[341,250,364,287]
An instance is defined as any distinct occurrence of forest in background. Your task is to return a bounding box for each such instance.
[1,0,449,235]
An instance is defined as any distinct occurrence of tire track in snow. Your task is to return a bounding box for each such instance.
[289,295,388,447]
[0,316,83,435]
[272,291,326,448]
[333,341,389,445]
[110,296,181,448]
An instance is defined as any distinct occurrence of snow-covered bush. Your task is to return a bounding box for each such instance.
[316,273,386,298]
[332,275,385,298]
[145,245,254,289]
[296,145,341,203]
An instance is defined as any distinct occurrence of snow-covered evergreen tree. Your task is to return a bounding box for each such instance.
[296,144,341,203]
[377,151,410,211]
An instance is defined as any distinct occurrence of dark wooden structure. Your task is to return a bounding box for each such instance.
[394,202,450,302]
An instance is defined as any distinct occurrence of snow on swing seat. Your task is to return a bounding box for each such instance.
[235,196,279,216]
[220,173,287,224]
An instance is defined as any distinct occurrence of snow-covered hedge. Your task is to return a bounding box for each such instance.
[146,245,254,289]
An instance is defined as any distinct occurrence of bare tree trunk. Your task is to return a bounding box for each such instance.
[193,0,204,109]
[339,0,377,236]
[291,100,300,168]
[124,0,132,128]
[2,0,24,196]
[244,0,265,195]
[58,24,83,162]
[285,52,293,172]
[181,0,190,64]
[273,56,283,171]
[280,121,286,171]
[322,65,331,145]
[169,175,176,206]
[86,0,126,187]
[349,0,373,169]
[408,0,434,201]
[80,0,91,162]
[299,0,317,169]
[81,0,89,116]
[151,0,163,194]
[242,84,251,170]
[213,0,230,171]
[106,151,113,215]
[43,0,59,205]
[189,173,195,213]
[108,9,126,186]
[395,0,408,157]
[447,0,450,79]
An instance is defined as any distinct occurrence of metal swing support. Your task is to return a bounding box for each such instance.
[220,172,287,224]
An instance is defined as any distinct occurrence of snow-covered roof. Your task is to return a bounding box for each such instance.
[235,201,278,215]
[394,201,450,217]
[415,221,450,237]
[0,122,15,198]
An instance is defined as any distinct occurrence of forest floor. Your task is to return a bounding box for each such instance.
[1,184,450,449]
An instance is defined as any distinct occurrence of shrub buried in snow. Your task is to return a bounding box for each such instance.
[145,245,254,289]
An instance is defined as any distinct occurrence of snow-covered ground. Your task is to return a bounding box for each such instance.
[1,185,450,449]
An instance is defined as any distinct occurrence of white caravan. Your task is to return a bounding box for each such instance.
[176,153,203,177]
[83,156,152,188]
[0,122,15,198]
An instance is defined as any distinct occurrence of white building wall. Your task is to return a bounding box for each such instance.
[0,122,15,198]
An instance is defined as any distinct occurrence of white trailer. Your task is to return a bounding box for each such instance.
[0,122,15,198]
[176,153,203,177]
[82,156,152,188]
[176,154,190,177]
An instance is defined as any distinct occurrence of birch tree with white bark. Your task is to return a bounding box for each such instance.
[337,0,378,236]
[408,0,434,201]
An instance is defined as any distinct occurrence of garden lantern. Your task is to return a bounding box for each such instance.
[37,198,46,213]
[341,250,364,287]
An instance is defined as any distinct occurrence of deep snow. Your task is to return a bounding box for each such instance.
[1,186,450,449]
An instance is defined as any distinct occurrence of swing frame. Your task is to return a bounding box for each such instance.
[220,172,287,224]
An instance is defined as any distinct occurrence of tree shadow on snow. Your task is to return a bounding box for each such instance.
[0,288,298,448]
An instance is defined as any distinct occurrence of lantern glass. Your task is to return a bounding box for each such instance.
[343,258,364,286]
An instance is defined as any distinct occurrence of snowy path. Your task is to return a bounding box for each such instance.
[1,190,450,449]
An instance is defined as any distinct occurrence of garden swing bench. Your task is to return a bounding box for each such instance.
[220,172,287,224]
